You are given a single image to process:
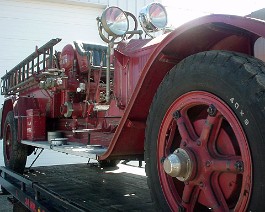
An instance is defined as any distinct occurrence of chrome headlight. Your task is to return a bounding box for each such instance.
[101,6,129,37]
[139,3,168,33]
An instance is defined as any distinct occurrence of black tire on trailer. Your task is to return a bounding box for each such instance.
[3,111,28,174]
[145,50,265,211]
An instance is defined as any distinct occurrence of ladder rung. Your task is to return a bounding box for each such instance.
[1,38,62,95]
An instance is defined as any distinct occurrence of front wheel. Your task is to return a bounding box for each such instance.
[145,51,265,211]
[3,111,28,174]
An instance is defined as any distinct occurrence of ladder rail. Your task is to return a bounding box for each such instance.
[1,38,61,96]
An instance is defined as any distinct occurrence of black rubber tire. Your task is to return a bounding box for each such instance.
[3,111,28,174]
[99,159,120,168]
[145,50,265,211]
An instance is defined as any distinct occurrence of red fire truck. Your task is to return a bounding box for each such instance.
[1,3,265,211]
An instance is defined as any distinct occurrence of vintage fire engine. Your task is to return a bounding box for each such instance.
[1,3,265,211]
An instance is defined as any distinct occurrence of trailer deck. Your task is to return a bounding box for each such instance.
[0,162,155,211]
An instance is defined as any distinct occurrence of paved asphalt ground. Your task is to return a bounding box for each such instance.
[0,194,12,212]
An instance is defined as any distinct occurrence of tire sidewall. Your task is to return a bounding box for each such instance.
[3,111,27,174]
[3,111,16,168]
[145,51,265,211]
[184,64,264,211]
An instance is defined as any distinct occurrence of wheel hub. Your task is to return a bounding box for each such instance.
[163,148,193,181]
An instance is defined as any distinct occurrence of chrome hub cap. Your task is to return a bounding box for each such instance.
[163,148,193,181]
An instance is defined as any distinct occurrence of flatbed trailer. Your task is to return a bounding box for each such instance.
[0,162,154,211]
[2,2,265,211]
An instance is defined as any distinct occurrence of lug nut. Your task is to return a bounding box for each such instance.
[235,161,244,172]
[160,157,166,164]
[173,110,181,120]
[206,160,211,167]
[207,104,217,117]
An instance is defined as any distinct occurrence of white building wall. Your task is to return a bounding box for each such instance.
[251,8,265,62]
[0,0,159,104]
[0,0,105,71]
[0,0,160,72]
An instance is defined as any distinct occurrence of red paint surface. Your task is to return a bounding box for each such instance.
[1,14,265,160]
[157,91,251,211]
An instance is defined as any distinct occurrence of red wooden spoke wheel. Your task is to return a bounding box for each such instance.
[145,51,265,211]
[3,111,27,174]
[158,91,251,211]
[4,123,12,164]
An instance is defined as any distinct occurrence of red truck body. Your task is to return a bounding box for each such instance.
[1,4,265,211]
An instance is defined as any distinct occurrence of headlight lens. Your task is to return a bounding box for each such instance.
[101,7,129,36]
[139,3,167,32]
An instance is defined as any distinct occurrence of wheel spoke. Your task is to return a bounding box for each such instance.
[5,126,12,161]
[211,156,243,173]
[165,121,177,152]
[200,111,223,145]
[182,183,195,203]
[203,182,228,212]
[174,114,194,142]
[209,173,230,211]
[175,117,192,141]
[182,184,200,211]
[181,109,199,141]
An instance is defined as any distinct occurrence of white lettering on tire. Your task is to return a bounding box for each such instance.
[230,98,249,126]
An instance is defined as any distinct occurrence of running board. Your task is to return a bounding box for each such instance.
[21,141,107,160]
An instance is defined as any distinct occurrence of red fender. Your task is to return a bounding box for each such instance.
[0,95,43,140]
[91,15,265,159]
